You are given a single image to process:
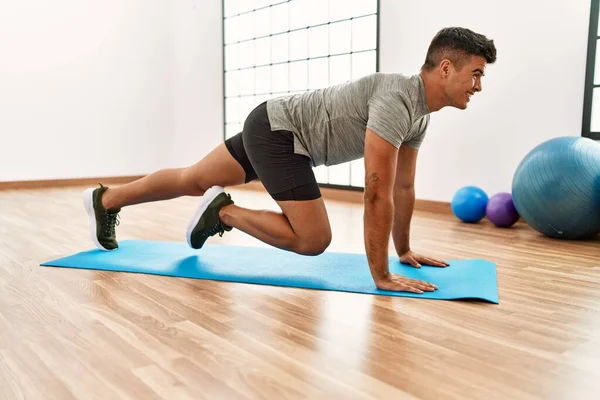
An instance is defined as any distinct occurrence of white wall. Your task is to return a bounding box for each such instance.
[0,0,223,182]
[170,0,223,168]
[380,0,592,201]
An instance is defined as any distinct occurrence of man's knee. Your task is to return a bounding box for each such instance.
[180,167,206,195]
[294,231,332,256]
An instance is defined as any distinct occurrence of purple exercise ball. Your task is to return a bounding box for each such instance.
[486,192,520,227]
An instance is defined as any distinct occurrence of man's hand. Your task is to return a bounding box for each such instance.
[375,273,438,294]
[399,250,450,268]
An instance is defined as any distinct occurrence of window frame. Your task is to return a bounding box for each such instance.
[221,0,380,191]
[583,0,600,140]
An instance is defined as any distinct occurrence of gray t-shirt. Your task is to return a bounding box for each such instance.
[266,73,431,167]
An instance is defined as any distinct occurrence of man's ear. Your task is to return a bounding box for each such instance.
[439,59,451,77]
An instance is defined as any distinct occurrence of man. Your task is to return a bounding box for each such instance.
[83,27,496,294]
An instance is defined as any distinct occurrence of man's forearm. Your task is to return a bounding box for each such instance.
[364,195,394,282]
[392,186,415,256]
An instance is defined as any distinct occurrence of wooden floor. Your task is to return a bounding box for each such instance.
[1,184,599,400]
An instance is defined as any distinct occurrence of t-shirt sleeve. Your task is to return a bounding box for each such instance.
[403,115,430,150]
[366,93,411,149]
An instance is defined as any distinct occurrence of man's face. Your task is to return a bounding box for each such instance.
[443,55,487,110]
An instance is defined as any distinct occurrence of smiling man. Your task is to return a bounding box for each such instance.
[83,27,496,294]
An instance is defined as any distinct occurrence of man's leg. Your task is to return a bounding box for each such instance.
[186,121,332,255]
[100,143,246,210]
[84,142,248,251]
[195,101,332,256]
[218,197,332,256]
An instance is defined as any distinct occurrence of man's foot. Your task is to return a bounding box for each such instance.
[82,184,121,251]
[186,186,234,249]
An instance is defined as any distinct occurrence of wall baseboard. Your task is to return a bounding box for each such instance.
[0,176,146,191]
[0,176,452,214]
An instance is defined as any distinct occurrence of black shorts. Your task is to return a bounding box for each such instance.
[224,102,322,202]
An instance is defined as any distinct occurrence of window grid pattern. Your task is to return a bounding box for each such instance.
[223,0,379,188]
[583,0,600,140]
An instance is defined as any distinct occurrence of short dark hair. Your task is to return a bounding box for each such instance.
[422,27,497,71]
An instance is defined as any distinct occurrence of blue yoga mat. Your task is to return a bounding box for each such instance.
[41,240,499,303]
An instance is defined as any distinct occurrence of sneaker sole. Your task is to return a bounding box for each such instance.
[82,188,112,251]
[186,186,224,248]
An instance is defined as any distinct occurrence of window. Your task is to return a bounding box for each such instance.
[583,0,600,140]
[222,0,379,189]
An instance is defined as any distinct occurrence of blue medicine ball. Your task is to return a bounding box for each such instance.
[451,186,489,223]
[512,136,600,239]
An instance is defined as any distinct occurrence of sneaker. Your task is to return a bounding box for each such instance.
[186,186,234,249]
[82,184,121,251]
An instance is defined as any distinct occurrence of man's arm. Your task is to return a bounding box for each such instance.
[363,128,397,284]
[363,129,439,293]
[392,144,450,269]
[392,144,418,257]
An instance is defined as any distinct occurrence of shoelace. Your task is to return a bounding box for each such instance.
[203,221,227,238]
[103,212,121,236]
